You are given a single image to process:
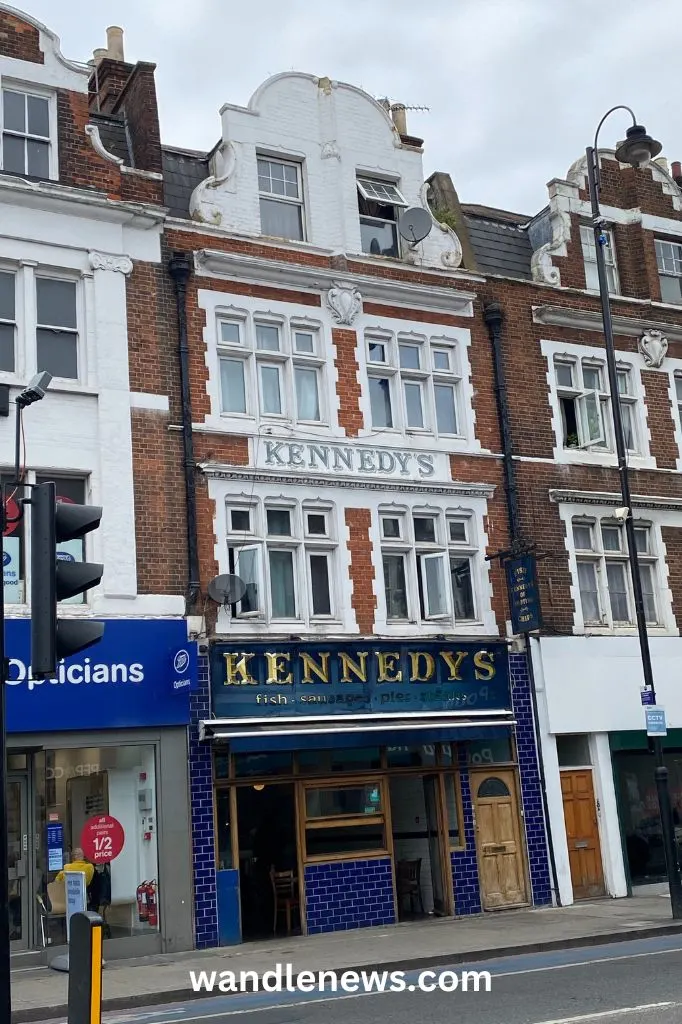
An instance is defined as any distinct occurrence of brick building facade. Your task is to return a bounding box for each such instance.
[433,146,682,904]
[145,71,553,945]
[0,7,194,961]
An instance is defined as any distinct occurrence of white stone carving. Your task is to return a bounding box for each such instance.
[413,183,463,270]
[530,186,574,286]
[639,329,668,368]
[326,283,362,325]
[321,141,341,160]
[189,142,239,225]
[84,124,124,166]
[89,252,133,275]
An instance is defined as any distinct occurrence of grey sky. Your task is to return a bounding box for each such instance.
[22,0,682,215]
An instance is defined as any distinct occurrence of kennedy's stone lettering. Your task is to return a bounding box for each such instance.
[260,440,437,479]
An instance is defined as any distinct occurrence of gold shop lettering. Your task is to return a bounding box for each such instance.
[222,648,496,685]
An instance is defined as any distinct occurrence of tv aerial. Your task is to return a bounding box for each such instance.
[398,207,433,247]
[207,573,247,607]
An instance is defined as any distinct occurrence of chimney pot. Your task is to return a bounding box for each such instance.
[672,160,682,180]
[390,103,407,136]
[106,26,125,61]
[92,47,108,65]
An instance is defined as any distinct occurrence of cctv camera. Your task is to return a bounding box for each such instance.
[613,506,630,522]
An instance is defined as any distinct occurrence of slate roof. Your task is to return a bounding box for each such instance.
[162,147,210,219]
[462,204,534,280]
[90,112,130,165]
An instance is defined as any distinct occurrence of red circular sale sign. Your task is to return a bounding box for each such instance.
[81,815,125,864]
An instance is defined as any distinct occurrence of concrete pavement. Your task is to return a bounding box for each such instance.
[11,887,682,1023]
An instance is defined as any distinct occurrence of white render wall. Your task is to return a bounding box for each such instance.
[190,73,460,269]
[530,635,682,903]
[0,190,182,619]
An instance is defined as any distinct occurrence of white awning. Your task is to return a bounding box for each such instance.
[201,709,514,741]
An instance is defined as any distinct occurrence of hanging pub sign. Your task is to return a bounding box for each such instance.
[506,554,542,634]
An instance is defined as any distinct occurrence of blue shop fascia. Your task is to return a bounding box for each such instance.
[192,637,553,946]
[5,618,196,959]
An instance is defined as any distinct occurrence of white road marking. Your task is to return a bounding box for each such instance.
[493,943,682,980]
[531,1003,676,1023]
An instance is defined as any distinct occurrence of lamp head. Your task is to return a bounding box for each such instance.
[17,371,52,408]
[614,124,662,169]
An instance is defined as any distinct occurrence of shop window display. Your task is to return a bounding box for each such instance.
[35,744,159,943]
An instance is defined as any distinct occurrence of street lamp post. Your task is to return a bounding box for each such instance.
[586,107,682,919]
[0,372,51,1020]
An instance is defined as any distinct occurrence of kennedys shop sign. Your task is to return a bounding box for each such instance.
[210,640,511,719]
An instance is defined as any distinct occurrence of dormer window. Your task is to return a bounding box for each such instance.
[257,156,304,241]
[2,88,51,179]
[357,177,407,258]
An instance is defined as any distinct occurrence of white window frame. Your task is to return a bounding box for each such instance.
[366,331,462,437]
[655,238,682,305]
[35,272,81,382]
[217,312,326,426]
[257,155,305,242]
[379,507,481,627]
[0,82,57,180]
[357,176,407,258]
[553,356,639,454]
[580,224,619,295]
[571,516,660,631]
[226,498,338,625]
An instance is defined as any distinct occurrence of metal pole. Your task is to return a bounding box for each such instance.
[587,145,682,918]
[0,476,9,1019]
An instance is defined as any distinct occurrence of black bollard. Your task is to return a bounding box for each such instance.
[67,911,103,1024]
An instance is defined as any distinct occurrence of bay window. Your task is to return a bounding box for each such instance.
[218,315,325,425]
[554,356,639,453]
[366,332,461,436]
[226,499,337,625]
[380,508,479,626]
[572,517,659,629]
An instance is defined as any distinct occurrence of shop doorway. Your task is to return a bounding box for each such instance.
[389,774,451,919]
[561,769,605,899]
[471,770,527,910]
[8,774,30,950]
[235,784,299,940]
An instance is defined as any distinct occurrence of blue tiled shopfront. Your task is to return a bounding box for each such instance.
[188,640,552,947]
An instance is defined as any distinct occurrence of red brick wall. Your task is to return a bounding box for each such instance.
[482,269,682,633]
[642,370,678,469]
[57,90,121,196]
[332,329,363,435]
[345,508,377,634]
[0,11,43,63]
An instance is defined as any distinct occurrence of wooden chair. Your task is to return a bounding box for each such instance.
[45,879,67,944]
[270,869,299,936]
[396,858,424,915]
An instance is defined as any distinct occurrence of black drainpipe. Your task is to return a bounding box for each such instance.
[168,251,201,612]
[483,300,562,908]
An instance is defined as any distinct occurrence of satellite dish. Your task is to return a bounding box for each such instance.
[398,206,433,245]
[208,573,246,606]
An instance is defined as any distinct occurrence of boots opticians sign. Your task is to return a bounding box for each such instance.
[257,440,447,480]
[210,640,511,719]
[3,618,195,732]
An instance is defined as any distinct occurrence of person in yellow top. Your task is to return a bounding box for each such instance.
[56,847,94,887]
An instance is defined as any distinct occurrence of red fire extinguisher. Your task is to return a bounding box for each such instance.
[136,881,149,923]
[147,880,158,928]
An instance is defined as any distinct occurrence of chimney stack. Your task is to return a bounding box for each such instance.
[390,103,407,136]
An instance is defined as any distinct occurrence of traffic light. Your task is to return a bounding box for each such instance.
[30,480,104,680]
